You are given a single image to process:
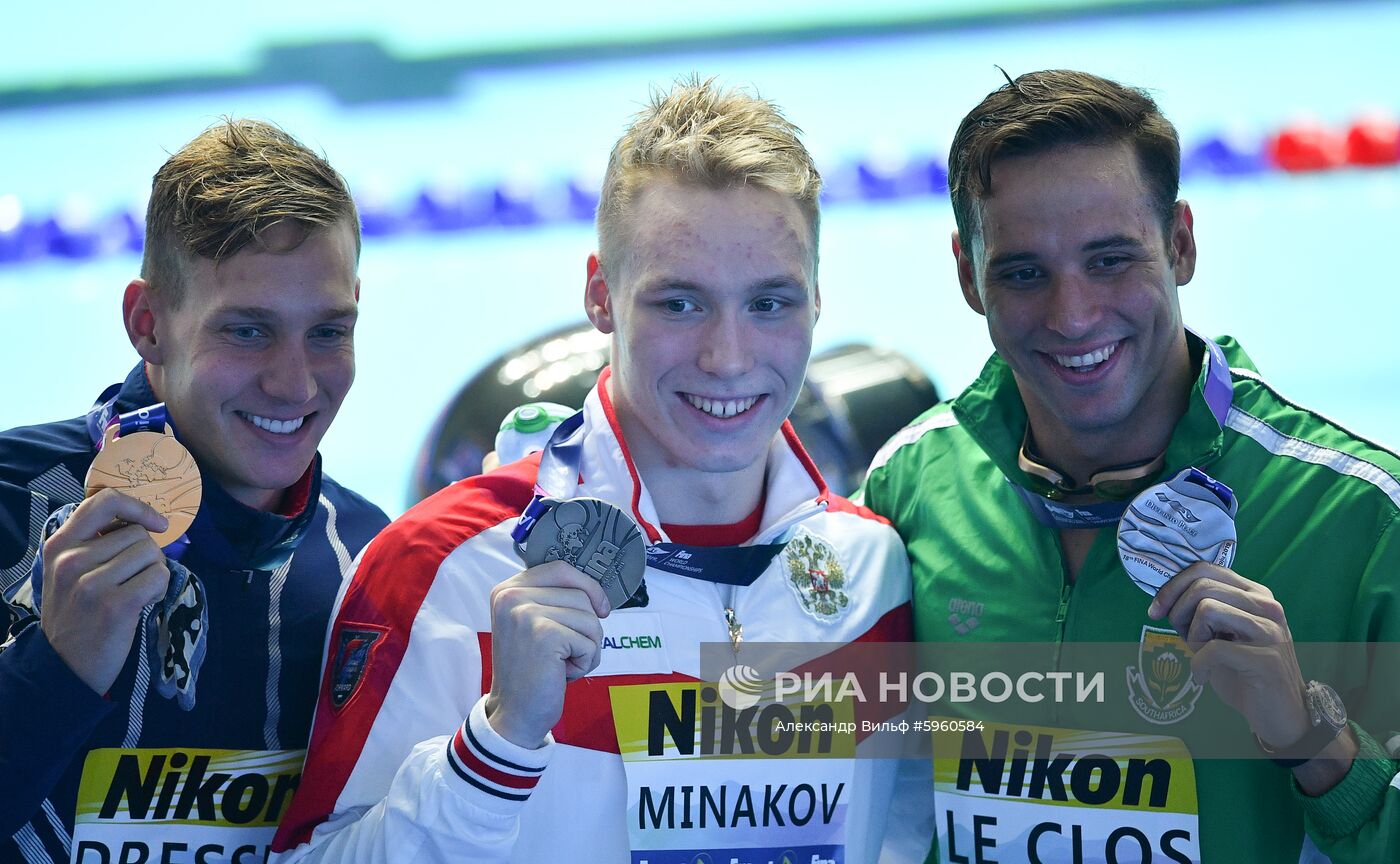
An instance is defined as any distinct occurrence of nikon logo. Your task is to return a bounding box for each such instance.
[647,687,834,756]
[97,751,299,825]
[956,729,1171,808]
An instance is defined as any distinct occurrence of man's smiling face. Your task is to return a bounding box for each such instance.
[957,141,1196,453]
[590,177,819,483]
[140,219,360,510]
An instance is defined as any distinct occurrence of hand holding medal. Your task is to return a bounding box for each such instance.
[39,404,198,696]
[486,496,646,748]
[485,411,651,748]
[1123,469,1341,770]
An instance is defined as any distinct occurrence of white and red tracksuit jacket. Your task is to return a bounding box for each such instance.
[273,372,912,863]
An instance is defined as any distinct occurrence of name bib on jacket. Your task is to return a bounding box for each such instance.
[72,747,303,864]
[932,722,1200,864]
[611,682,856,864]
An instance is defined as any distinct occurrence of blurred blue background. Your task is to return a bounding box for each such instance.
[3,0,1396,515]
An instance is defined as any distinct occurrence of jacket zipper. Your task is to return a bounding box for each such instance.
[1051,575,1073,725]
[1054,581,1072,641]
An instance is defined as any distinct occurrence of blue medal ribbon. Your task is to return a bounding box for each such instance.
[513,411,787,586]
[110,403,172,438]
[1014,332,1235,530]
[1013,490,1135,529]
[1180,465,1235,511]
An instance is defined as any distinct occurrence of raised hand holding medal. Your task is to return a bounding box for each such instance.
[1124,469,1347,773]
[39,404,195,696]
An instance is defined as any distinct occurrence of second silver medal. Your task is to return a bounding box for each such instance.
[518,497,647,609]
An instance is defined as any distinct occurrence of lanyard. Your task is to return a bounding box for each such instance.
[1014,333,1234,530]
[85,385,177,448]
[511,411,788,587]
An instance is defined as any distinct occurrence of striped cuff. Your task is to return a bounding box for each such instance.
[444,696,553,810]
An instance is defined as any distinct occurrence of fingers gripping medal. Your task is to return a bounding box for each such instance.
[517,497,646,609]
[85,404,202,548]
[1117,467,1238,595]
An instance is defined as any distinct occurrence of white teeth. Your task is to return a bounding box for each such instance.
[1054,341,1119,369]
[684,394,759,418]
[238,412,306,435]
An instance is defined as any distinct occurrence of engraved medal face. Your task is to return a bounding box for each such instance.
[521,497,645,608]
[1118,469,1237,595]
[86,424,203,546]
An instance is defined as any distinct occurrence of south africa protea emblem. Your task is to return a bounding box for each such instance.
[784,531,850,622]
[1126,625,1204,725]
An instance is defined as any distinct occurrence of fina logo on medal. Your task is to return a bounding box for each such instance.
[1154,492,1202,524]
[1126,625,1205,725]
[783,531,850,623]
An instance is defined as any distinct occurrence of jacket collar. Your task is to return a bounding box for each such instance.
[91,363,320,572]
[952,332,1253,492]
[574,367,829,543]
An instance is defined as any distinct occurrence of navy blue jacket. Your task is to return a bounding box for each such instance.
[0,365,388,862]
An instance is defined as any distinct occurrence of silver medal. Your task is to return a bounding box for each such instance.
[1117,468,1238,595]
[518,497,646,608]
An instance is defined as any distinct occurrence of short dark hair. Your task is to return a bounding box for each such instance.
[948,69,1180,259]
[142,118,359,305]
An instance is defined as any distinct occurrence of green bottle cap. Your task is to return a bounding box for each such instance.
[502,403,568,434]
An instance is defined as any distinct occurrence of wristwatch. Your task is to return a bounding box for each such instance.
[1256,680,1348,769]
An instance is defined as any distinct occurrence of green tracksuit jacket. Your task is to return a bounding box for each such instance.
[860,334,1400,863]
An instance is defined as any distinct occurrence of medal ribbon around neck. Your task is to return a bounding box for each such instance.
[1013,331,1235,530]
[511,411,789,587]
[85,402,200,559]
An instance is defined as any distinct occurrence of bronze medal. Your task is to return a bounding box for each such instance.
[86,423,202,546]
[519,497,646,608]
